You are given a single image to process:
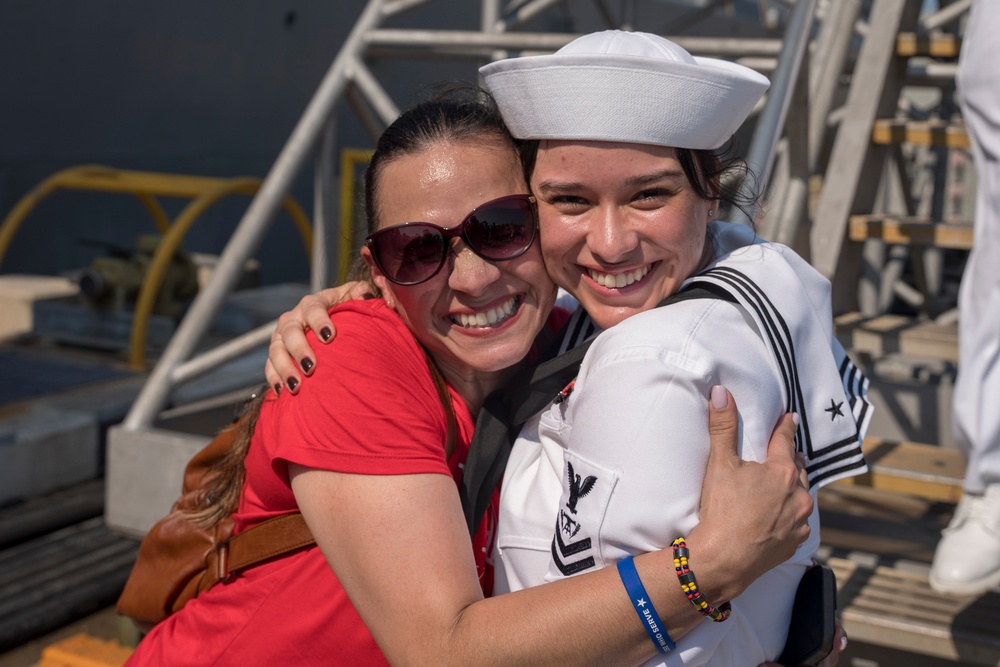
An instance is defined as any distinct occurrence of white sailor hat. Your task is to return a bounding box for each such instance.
[480,30,770,150]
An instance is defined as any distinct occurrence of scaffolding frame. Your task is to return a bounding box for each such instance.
[122,0,833,430]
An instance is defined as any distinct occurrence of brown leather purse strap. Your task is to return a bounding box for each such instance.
[205,512,315,589]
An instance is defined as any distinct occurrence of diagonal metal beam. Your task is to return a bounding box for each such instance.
[123,0,389,429]
[809,0,921,313]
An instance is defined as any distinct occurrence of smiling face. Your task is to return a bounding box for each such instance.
[362,138,556,381]
[531,140,715,330]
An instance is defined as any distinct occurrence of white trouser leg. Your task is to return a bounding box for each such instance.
[931,0,1000,596]
[953,0,1000,494]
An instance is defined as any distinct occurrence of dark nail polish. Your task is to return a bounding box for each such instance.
[273,383,282,396]
[319,327,332,342]
[301,358,314,373]
[287,377,299,391]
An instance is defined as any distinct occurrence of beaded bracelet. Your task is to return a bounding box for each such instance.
[671,537,732,622]
[617,556,676,653]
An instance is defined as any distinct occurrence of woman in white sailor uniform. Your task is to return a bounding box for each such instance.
[483,32,871,666]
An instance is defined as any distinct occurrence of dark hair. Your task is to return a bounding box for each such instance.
[364,84,521,236]
[349,84,524,289]
[519,139,760,225]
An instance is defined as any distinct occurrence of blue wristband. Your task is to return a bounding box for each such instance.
[617,556,675,654]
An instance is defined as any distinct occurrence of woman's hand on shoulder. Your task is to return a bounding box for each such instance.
[265,282,372,394]
[696,386,813,596]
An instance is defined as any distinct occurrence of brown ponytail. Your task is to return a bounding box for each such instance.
[183,389,267,528]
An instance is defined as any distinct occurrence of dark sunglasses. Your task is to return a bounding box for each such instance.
[365,194,537,286]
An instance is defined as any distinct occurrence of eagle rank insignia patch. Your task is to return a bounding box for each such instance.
[547,451,620,579]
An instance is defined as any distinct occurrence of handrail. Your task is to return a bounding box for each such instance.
[134,193,173,235]
[128,179,312,368]
[122,0,388,430]
[809,0,863,173]
[759,0,862,247]
[730,0,819,226]
[918,0,971,33]
[169,321,276,386]
[364,29,784,56]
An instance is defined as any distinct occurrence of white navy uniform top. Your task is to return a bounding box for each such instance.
[493,222,871,666]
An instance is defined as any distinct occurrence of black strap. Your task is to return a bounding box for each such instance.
[460,338,592,533]
[460,286,732,535]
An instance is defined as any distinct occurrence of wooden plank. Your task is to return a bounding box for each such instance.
[872,119,971,149]
[825,556,1000,664]
[848,214,974,250]
[896,32,961,58]
[834,437,966,503]
[834,311,959,362]
[819,484,951,561]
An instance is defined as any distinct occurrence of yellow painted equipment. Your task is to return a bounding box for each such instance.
[39,633,133,667]
[0,165,312,368]
[338,148,373,282]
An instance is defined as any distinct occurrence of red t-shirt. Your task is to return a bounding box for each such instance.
[127,300,485,666]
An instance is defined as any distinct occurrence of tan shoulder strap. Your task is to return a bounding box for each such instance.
[204,512,315,590]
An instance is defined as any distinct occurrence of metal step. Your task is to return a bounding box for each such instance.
[848,214,974,251]
[0,480,104,549]
[834,311,959,363]
[0,517,138,653]
[872,118,970,149]
[823,553,1000,665]
[896,32,961,58]
[819,444,998,666]
[834,437,966,504]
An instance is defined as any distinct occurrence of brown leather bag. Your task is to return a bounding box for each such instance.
[117,351,456,631]
[115,405,315,630]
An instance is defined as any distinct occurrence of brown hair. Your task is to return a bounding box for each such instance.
[364,84,522,235]
[183,389,266,528]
